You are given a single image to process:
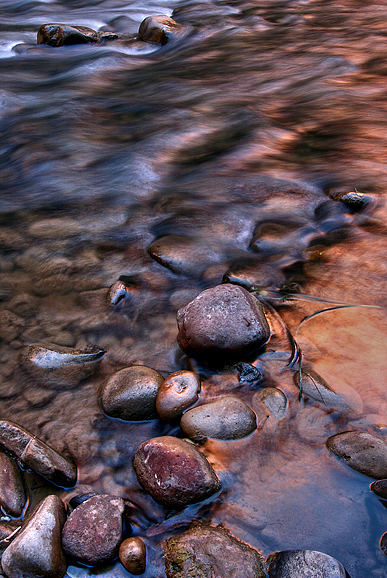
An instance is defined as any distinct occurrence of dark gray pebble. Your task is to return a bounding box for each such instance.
[267,549,347,577]
[327,431,387,479]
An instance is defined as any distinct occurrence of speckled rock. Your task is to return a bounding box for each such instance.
[177,284,270,364]
[330,190,373,211]
[252,388,287,419]
[267,549,347,577]
[101,365,164,420]
[37,24,100,47]
[0,452,26,517]
[0,420,77,488]
[370,479,387,499]
[62,494,125,566]
[22,343,105,387]
[119,537,146,575]
[133,436,220,508]
[164,524,265,578]
[180,397,257,441]
[139,16,181,45]
[1,495,67,578]
[156,371,200,420]
[327,431,387,478]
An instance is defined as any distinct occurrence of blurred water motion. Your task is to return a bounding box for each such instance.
[0,0,386,576]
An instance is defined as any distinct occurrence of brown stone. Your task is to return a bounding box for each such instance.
[0,420,77,488]
[156,371,200,420]
[138,16,181,45]
[119,537,146,574]
[37,24,99,47]
[133,436,220,508]
[62,494,125,566]
[327,431,387,479]
[370,479,387,499]
[0,452,26,517]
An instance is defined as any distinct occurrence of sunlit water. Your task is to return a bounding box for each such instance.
[0,0,386,576]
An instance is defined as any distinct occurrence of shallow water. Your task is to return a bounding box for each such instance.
[0,0,386,576]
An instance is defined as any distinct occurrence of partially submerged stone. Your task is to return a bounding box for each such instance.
[327,431,387,478]
[23,343,105,387]
[156,370,200,420]
[0,420,77,488]
[380,532,387,556]
[106,280,131,306]
[267,549,347,577]
[0,452,26,517]
[62,494,125,566]
[180,397,257,441]
[177,284,270,364]
[1,495,67,578]
[163,524,265,578]
[101,365,164,421]
[370,479,387,499]
[139,16,181,45]
[119,537,146,575]
[148,235,222,276]
[330,190,373,211]
[253,387,288,419]
[133,436,220,508]
[37,24,100,47]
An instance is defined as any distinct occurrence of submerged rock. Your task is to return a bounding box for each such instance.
[370,479,387,499]
[180,397,257,441]
[0,452,26,517]
[177,284,270,364]
[138,16,181,45]
[1,495,67,578]
[37,24,100,46]
[327,431,387,478]
[267,549,347,577]
[163,524,265,578]
[0,420,77,488]
[156,370,200,420]
[380,532,387,555]
[62,494,125,566]
[119,537,146,575]
[133,436,220,508]
[106,280,131,306]
[148,235,222,276]
[101,365,164,421]
[253,387,288,419]
[23,343,105,387]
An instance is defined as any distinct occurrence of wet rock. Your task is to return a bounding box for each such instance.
[253,387,287,419]
[0,420,77,488]
[138,16,181,45]
[119,537,146,575]
[327,431,387,478]
[37,24,100,47]
[380,532,387,555]
[370,479,387,499]
[181,397,257,441]
[101,365,164,421]
[23,343,105,387]
[223,259,286,293]
[148,235,222,276]
[62,494,124,566]
[177,284,270,364]
[330,190,373,211]
[267,549,346,577]
[163,524,265,578]
[106,280,131,306]
[1,495,67,578]
[0,452,26,517]
[235,362,263,388]
[133,436,220,508]
[156,371,200,420]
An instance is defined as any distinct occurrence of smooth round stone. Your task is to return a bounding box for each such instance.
[1,495,67,578]
[177,284,270,365]
[62,494,125,566]
[119,537,146,575]
[268,549,347,577]
[0,452,26,517]
[253,387,288,419]
[327,431,387,478]
[164,524,265,578]
[156,371,200,420]
[101,365,164,421]
[138,16,181,45]
[37,24,99,47]
[133,436,220,508]
[370,479,387,499]
[380,532,387,555]
[180,397,257,441]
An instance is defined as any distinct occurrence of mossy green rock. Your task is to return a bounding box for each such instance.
[163,525,265,577]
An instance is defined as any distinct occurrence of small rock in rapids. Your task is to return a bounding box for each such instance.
[253,387,288,419]
[138,16,181,45]
[235,362,263,388]
[380,532,387,555]
[0,420,77,488]
[156,370,200,420]
[180,397,257,441]
[23,343,105,387]
[148,235,222,276]
[106,280,131,306]
[1,495,67,578]
[37,24,100,46]
[133,436,220,508]
[163,524,265,578]
[62,494,125,566]
[370,479,387,499]
[327,431,387,478]
[119,537,146,575]
[101,365,164,421]
[0,452,26,517]
[267,549,347,577]
[176,284,270,364]
[330,190,373,211]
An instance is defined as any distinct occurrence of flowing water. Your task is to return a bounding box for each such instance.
[0,0,386,576]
